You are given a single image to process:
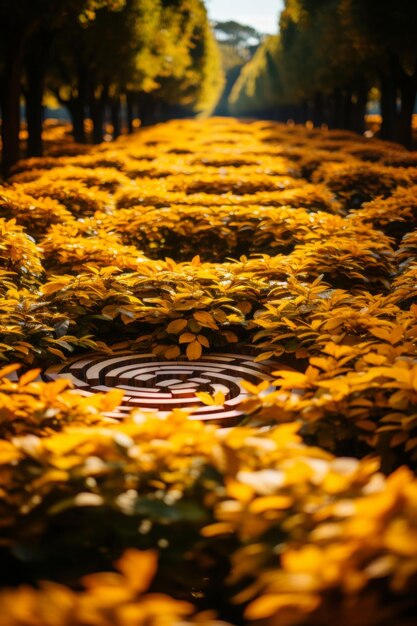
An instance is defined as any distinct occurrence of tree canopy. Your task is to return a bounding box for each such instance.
[0,0,224,175]
[213,20,263,116]
[229,0,417,147]
[229,35,283,118]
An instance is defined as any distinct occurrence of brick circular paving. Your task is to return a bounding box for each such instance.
[43,350,276,425]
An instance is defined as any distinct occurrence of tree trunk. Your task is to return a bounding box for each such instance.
[342,89,353,130]
[325,91,335,129]
[89,86,107,144]
[25,59,45,157]
[397,83,416,149]
[322,93,334,129]
[110,96,121,139]
[396,77,417,149]
[139,92,158,126]
[332,88,344,129]
[65,98,86,143]
[379,72,397,141]
[62,66,88,144]
[352,82,368,135]
[0,31,25,177]
[126,91,134,134]
[24,28,53,158]
[312,92,324,127]
[306,100,314,125]
[300,99,309,125]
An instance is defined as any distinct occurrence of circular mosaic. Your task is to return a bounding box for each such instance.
[43,350,276,425]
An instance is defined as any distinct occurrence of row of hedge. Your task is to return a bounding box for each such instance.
[1,118,417,625]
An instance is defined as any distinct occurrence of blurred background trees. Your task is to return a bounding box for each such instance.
[229,35,282,119]
[1,0,417,178]
[0,0,224,176]
[229,0,417,148]
[213,20,263,115]
[0,0,126,174]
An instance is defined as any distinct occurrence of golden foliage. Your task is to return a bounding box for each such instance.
[1,117,417,625]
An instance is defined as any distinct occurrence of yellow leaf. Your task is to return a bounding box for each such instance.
[116,550,158,593]
[179,332,196,344]
[19,369,41,386]
[47,347,66,360]
[214,390,225,405]
[282,545,323,573]
[101,389,124,411]
[0,440,21,464]
[384,520,417,556]
[245,593,320,620]
[390,326,404,345]
[309,357,331,371]
[363,353,387,365]
[165,345,181,359]
[200,522,234,537]
[273,370,308,388]
[197,334,209,347]
[213,309,227,323]
[195,391,215,405]
[254,351,275,362]
[249,495,293,513]
[44,432,91,455]
[0,363,21,379]
[186,339,202,360]
[101,305,119,320]
[237,301,252,314]
[241,380,271,394]
[42,280,69,296]
[166,319,188,334]
[193,311,217,328]
[369,327,390,341]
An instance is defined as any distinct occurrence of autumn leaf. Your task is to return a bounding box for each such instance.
[166,319,188,334]
[186,340,202,360]
[0,363,21,379]
[179,332,196,344]
[197,334,209,347]
[195,390,225,406]
[245,593,320,620]
[116,549,158,593]
[165,345,181,359]
[193,311,218,329]
[18,369,41,386]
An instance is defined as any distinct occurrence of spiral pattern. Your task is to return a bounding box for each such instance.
[43,350,276,424]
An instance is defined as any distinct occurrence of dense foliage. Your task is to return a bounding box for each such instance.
[1,117,417,625]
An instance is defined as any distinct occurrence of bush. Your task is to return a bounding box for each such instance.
[1,117,417,626]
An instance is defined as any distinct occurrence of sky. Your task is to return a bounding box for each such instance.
[206,0,284,34]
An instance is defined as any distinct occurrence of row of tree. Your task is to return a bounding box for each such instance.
[230,0,417,148]
[212,21,263,116]
[0,0,224,176]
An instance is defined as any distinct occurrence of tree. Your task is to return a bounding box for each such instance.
[229,0,417,146]
[228,35,284,118]
[214,20,261,55]
[0,0,125,176]
[0,0,223,170]
[49,0,158,143]
[213,20,263,116]
[278,0,370,131]
[141,0,224,122]
[341,0,417,147]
